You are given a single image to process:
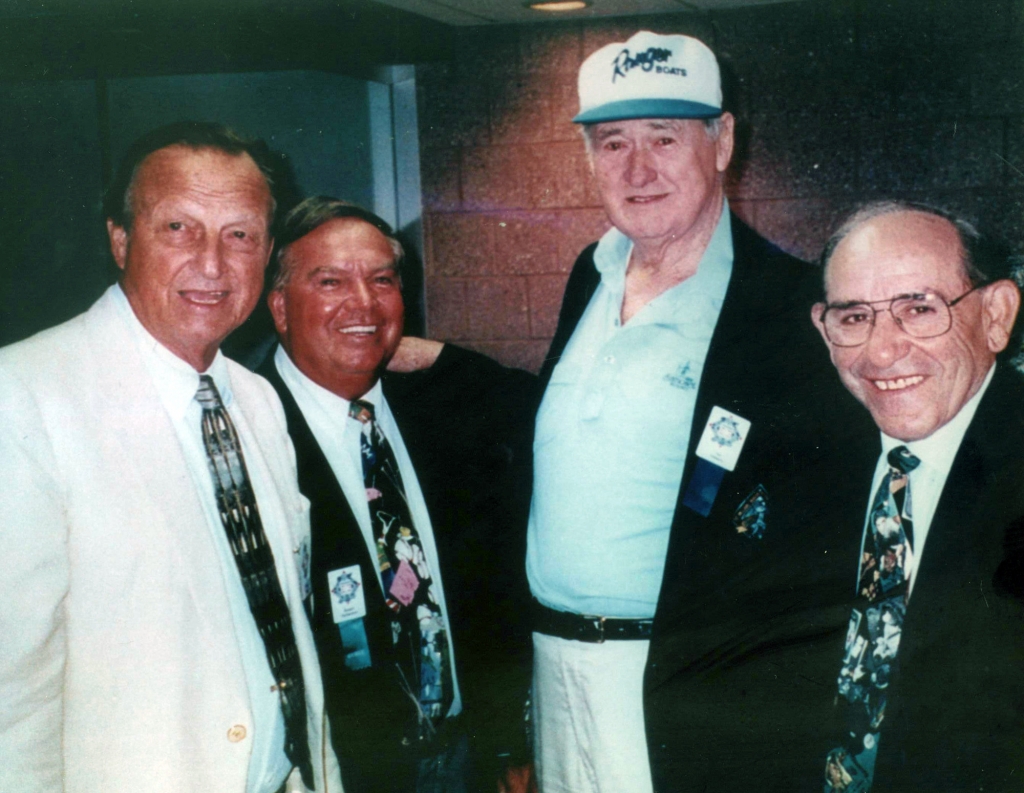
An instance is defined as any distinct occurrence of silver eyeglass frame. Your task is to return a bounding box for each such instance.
[818,284,984,348]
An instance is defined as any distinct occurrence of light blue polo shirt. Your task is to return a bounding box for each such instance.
[526,206,733,619]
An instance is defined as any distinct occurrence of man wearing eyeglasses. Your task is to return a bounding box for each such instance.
[812,201,1024,793]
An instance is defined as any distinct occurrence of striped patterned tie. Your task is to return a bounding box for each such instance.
[196,374,313,787]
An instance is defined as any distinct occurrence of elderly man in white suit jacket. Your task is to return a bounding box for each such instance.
[0,123,342,793]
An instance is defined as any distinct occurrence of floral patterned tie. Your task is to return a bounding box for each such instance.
[825,445,920,793]
[350,398,453,740]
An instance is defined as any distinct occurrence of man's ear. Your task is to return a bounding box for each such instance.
[715,112,736,174]
[268,289,288,337]
[981,279,1022,353]
[107,219,128,271]
[811,302,832,347]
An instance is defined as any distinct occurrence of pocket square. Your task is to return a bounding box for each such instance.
[734,484,769,540]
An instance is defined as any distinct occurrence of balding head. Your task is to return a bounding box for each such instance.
[813,204,1020,441]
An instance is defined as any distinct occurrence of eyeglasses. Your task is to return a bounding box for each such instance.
[818,286,983,347]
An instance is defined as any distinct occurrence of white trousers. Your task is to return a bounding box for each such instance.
[532,632,654,793]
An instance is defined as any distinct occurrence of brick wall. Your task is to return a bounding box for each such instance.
[416,0,1024,371]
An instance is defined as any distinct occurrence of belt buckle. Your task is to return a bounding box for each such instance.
[588,615,606,643]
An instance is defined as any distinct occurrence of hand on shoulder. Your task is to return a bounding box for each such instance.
[386,337,445,372]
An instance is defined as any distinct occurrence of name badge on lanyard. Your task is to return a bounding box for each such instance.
[328,565,372,670]
[682,406,751,517]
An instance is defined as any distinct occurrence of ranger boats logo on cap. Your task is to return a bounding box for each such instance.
[611,46,681,82]
[574,31,722,124]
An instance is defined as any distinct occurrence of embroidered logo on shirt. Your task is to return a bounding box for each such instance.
[664,362,698,390]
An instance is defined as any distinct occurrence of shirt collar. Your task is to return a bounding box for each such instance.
[273,343,383,423]
[592,199,733,320]
[879,363,996,470]
[111,283,233,422]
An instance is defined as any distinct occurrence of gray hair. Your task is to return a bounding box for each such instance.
[271,196,404,291]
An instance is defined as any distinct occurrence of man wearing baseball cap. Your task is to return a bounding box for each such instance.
[526,32,873,792]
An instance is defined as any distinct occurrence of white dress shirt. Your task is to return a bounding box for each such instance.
[273,344,463,717]
[866,364,995,595]
[112,286,291,793]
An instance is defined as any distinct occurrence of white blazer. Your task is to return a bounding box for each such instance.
[0,288,343,793]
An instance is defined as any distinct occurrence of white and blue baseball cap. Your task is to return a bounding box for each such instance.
[573,31,723,124]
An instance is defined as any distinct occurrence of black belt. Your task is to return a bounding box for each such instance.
[532,598,653,643]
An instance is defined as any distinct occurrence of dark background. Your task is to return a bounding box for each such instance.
[0,0,450,354]
[416,0,1024,370]
[0,0,1021,372]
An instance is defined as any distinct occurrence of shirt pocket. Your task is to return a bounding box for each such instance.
[534,360,582,449]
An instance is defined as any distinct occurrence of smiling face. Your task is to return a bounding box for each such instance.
[107,145,273,371]
[269,218,404,401]
[587,115,734,248]
[813,210,1019,441]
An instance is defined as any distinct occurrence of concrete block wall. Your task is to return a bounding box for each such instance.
[417,0,1024,371]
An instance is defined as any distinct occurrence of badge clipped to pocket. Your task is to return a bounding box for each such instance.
[682,406,751,517]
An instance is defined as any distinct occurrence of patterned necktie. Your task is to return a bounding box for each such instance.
[195,375,313,787]
[349,398,453,739]
[825,445,920,793]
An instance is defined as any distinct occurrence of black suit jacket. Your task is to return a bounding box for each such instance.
[539,215,878,792]
[871,366,1024,792]
[258,346,536,793]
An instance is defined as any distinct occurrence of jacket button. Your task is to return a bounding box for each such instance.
[227,724,247,743]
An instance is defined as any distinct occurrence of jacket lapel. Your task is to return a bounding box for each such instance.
[257,358,389,619]
[227,378,305,607]
[905,368,1024,615]
[80,290,242,662]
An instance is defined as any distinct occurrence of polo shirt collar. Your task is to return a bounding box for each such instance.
[592,199,733,327]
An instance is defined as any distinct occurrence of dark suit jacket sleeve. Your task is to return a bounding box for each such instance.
[539,242,600,386]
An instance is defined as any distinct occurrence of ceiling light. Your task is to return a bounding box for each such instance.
[527,1,590,12]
